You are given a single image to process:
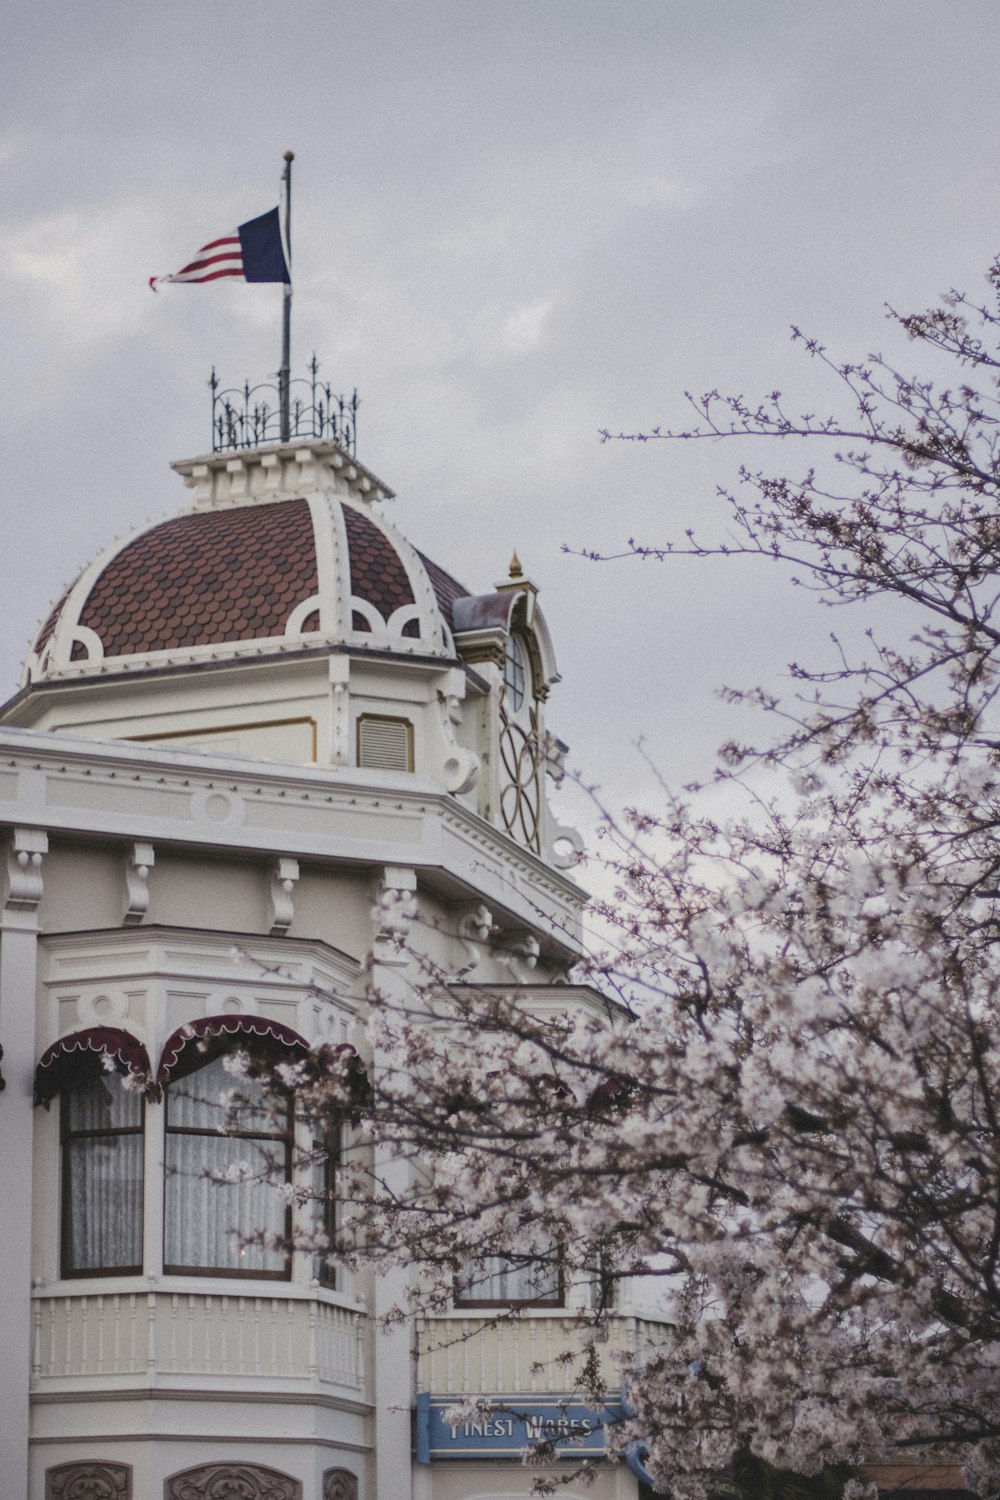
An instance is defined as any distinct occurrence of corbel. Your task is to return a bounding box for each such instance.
[269,857,300,936]
[371,866,417,959]
[455,902,493,973]
[493,929,540,984]
[123,841,155,925]
[5,828,48,914]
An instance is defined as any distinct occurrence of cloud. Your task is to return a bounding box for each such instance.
[502,298,555,353]
[1,208,149,347]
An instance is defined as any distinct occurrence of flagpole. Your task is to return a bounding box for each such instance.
[280,150,294,443]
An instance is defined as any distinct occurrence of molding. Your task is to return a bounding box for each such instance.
[131,716,319,762]
[30,1386,372,1419]
[0,729,586,953]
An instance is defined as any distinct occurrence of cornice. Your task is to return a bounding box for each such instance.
[0,728,586,950]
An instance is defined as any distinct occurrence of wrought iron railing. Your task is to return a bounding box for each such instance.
[210,356,358,455]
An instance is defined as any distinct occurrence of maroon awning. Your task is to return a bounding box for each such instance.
[34,1027,153,1108]
[157,1014,312,1085]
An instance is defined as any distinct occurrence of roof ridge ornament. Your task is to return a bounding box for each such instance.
[210,354,358,457]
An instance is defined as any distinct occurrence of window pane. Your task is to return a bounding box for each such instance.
[312,1137,337,1286]
[64,1132,143,1272]
[458,1252,561,1305]
[165,1056,281,1135]
[163,1054,291,1277]
[64,1070,142,1132]
[164,1133,288,1274]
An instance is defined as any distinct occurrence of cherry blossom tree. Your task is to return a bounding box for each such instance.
[290,262,1000,1498]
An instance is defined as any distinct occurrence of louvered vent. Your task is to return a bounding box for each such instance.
[357,715,413,772]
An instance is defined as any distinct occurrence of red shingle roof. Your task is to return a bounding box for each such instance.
[343,504,415,618]
[77,500,318,657]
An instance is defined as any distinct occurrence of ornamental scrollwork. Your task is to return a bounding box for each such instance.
[499,703,541,853]
[164,1464,302,1500]
[322,1471,358,1500]
[46,1463,131,1500]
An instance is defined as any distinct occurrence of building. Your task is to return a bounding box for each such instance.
[0,409,665,1499]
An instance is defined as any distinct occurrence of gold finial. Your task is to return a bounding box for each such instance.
[284,150,295,162]
[508,551,523,579]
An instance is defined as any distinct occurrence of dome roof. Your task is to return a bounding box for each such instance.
[24,443,469,686]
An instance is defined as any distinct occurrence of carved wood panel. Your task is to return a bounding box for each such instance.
[47,1463,131,1500]
[164,1465,302,1500]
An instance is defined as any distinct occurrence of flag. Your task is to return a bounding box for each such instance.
[150,207,289,291]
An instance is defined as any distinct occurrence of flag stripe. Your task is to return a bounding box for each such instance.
[197,234,241,252]
[169,266,246,284]
[173,249,243,276]
[150,206,289,290]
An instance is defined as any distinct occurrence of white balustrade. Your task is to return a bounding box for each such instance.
[415,1313,668,1395]
[31,1290,366,1393]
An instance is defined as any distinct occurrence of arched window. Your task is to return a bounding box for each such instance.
[163,1053,293,1278]
[503,631,527,713]
[35,1029,150,1279]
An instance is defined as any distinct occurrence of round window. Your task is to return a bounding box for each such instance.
[503,633,527,712]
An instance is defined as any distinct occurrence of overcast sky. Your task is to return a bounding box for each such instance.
[4,0,1000,833]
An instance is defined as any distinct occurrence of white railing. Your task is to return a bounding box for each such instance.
[31,1290,366,1393]
[415,1312,669,1395]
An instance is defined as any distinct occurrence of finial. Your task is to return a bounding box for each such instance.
[284,150,295,163]
[508,551,523,580]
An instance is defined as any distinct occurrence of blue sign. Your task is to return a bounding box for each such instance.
[415,1392,627,1463]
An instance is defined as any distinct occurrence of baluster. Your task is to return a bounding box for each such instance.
[146,1292,156,1378]
[355,1307,365,1393]
[220,1294,229,1372]
[96,1295,105,1376]
[31,1299,42,1381]
[127,1294,137,1375]
[62,1297,72,1377]
[252,1297,262,1376]
[269,1298,279,1377]
[112,1295,121,1371]
[307,1299,318,1382]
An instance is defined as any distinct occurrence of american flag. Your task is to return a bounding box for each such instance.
[150,206,289,291]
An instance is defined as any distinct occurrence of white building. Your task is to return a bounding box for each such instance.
[0,427,665,1499]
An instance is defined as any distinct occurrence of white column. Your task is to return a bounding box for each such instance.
[0,828,46,1494]
[369,865,418,1500]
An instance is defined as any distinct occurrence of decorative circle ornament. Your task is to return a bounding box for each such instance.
[499,705,541,852]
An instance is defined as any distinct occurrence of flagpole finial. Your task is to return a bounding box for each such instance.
[284,150,294,163]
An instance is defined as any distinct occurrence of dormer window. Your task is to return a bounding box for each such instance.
[503,633,527,713]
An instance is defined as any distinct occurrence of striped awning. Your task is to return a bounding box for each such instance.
[34,1027,153,1108]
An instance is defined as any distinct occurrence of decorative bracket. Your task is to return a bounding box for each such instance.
[493,929,540,984]
[455,902,493,973]
[123,842,155,925]
[372,866,417,961]
[269,857,300,936]
[5,828,47,914]
[550,822,585,870]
